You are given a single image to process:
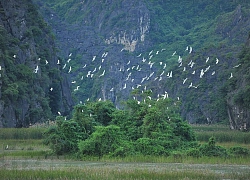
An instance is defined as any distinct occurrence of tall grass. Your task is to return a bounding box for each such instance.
[0,128,45,140]
[195,131,250,143]
[0,168,249,180]
[193,125,250,143]
[81,154,250,165]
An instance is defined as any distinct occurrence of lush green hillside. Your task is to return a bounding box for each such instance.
[31,0,250,127]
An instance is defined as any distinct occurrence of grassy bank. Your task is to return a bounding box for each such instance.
[193,124,250,144]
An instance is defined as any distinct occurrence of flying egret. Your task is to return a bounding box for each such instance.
[172,51,176,56]
[206,57,210,63]
[34,65,39,73]
[123,83,127,89]
[233,64,241,68]
[189,46,193,53]
[149,50,153,56]
[204,66,210,72]
[63,64,67,69]
[200,69,204,78]
[183,78,188,84]
[216,58,219,64]
[160,71,164,76]
[99,70,105,77]
[68,66,72,73]
[229,73,233,79]
[137,53,142,57]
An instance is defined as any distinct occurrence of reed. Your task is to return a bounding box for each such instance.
[193,125,250,143]
[0,167,249,180]
[0,128,45,140]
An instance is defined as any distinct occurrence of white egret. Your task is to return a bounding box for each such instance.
[68,66,72,73]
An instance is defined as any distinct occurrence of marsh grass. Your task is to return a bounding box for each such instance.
[0,167,249,180]
[0,150,48,158]
[195,131,250,143]
[0,139,48,151]
[86,154,250,165]
[193,125,250,143]
[0,128,45,140]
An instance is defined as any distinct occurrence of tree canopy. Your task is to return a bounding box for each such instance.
[44,94,196,157]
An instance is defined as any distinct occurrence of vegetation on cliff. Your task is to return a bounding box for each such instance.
[33,0,250,126]
[0,0,72,127]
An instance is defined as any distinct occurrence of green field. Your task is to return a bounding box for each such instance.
[0,126,250,179]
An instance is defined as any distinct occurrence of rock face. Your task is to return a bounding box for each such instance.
[34,0,153,105]
[33,0,250,127]
[1,0,250,127]
[226,34,250,130]
[0,0,73,127]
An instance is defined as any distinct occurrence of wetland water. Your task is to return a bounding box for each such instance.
[0,158,249,175]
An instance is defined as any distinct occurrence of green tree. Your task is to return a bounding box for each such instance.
[78,125,132,158]
[44,118,85,155]
[86,101,116,126]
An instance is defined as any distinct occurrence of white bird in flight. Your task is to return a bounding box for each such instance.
[172,51,176,56]
[229,73,233,79]
[189,46,193,54]
[99,70,105,77]
[34,65,39,73]
[68,66,72,73]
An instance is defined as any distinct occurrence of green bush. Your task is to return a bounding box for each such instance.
[135,138,167,156]
[78,125,130,158]
[186,148,202,158]
[229,146,250,157]
[199,137,228,157]
[44,120,86,155]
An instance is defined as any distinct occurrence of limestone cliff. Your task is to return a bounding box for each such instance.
[226,33,250,130]
[33,0,250,128]
[0,0,73,127]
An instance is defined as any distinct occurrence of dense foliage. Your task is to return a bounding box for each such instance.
[44,96,197,157]
[44,98,250,158]
[187,136,250,158]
